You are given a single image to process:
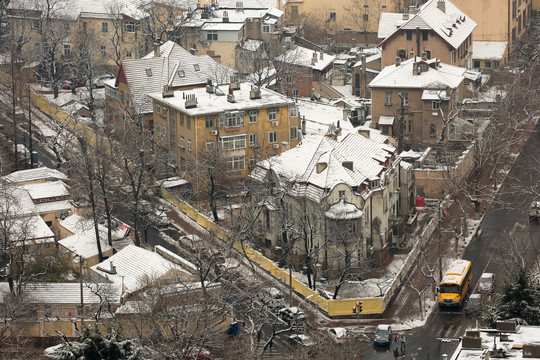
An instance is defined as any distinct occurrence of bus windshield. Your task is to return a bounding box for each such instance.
[440,284,459,293]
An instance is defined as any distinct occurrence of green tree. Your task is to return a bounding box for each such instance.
[496,268,540,325]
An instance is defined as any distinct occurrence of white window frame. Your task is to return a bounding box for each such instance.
[249,133,258,146]
[102,22,108,33]
[267,108,277,121]
[180,135,185,148]
[187,139,192,151]
[220,135,246,150]
[432,101,441,110]
[227,155,245,171]
[385,92,392,106]
[290,106,298,117]
[268,131,277,144]
[248,110,258,123]
[290,126,298,140]
[219,111,245,128]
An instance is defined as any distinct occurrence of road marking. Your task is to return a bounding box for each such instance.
[443,325,455,338]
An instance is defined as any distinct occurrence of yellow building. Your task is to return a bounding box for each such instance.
[452,0,531,49]
[280,0,402,35]
[377,0,476,69]
[147,83,299,179]
[471,41,509,69]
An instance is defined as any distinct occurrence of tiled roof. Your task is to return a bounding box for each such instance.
[380,0,476,50]
[122,41,234,113]
[255,130,395,203]
[90,244,191,293]
[368,57,467,89]
[0,282,122,305]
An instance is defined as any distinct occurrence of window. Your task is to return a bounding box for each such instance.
[432,101,440,110]
[32,20,41,30]
[385,92,392,106]
[180,113,184,126]
[206,140,215,151]
[193,64,200,71]
[430,124,436,137]
[348,221,357,234]
[126,50,132,58]
[268,131,277,143]
[102,22,108,33]
[205,116,215,128]
[290,106,298,117]
[162,127,167,138]
[485,61,491,68]
[124,21,136,32]
[371,180,379,188]
[219,111,245,127]
[406,30,412,40]
[248,110,258,123]
[398,49,406,59]
[422,30,428,41]
[156,103,160,113]
[180,136,185,148]
[162,106,168,116]
[63,44,71,56]
[291,5,298,16]
[363,14,368,22]
[262,24,270,33]
[187,139,192,151]
[290,127,298,140]
[207,31,218,41]
[100,46,106,57]
[145,68,153,77]
[329,12,336,21]
[227,155,245,171]
[82,22,87,32]
[401,92,408,105]
[186,116,191,129]
[285,75,292,84]
[407,120,412,133]
[338,190,346,198]
[267,108,277,121]
[178,70,185,78]
[474,61,480,68]
[292,89,299,97]
[426,50,431,59]
[249,133,258,146]
[221,135,246,150]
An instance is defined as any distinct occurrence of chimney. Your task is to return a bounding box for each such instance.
[402,13,409,20]
[320,52,324,60]
[154,43,161,57]
[437,0,446,13]
[301,115,306,135]
[227,86,235,102]
[185,93,198,108]
[410,49,414,58]
[358,128,370,138]
[421,51,427,59]
[395,56,401,66]
[316,162,327,173]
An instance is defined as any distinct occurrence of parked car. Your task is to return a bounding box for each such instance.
[466,293,482,315]
[62,78,87,89]
[288,334,315,352]
[279,307,306,326]
[373,324,392,346]
[327,327,349,344]
[258,287,285,310]
[87,74,115,88]
[529,200,540,221]
[478,272,495,294]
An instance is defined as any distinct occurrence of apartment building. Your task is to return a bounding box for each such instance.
[369,57,480,150]
[147,83,299,179]
[378,0,476,68]
[105,41,234,133]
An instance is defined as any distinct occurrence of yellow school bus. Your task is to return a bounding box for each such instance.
[438,259,472,308]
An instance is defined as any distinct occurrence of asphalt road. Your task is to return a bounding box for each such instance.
[367,122,540,359]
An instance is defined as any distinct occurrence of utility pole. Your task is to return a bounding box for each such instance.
[27,84,33,168]
[79,256,85,327]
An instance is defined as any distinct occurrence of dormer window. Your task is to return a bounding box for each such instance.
[145,68,152,77]
[178,70,185,78]
[371,180,379,188]
[193,64,200,71]
[338,190,346,199]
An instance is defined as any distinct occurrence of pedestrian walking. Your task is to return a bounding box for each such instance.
[394,334,399,343]
[401,333,406,350]
[393,346,399,359]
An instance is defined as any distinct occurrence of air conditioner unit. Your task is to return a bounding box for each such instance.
[247,18,253,22]
[210,130,218,135]
[272,144,279,149]
[201,41,210,47]
[271,121,279,126]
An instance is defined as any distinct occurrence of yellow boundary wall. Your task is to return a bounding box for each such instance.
[163,189,385,316]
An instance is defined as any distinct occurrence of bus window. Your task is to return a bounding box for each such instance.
[440,284,459,294]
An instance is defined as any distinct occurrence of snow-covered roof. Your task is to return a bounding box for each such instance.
[148,83,293,116]
[369,57,467,90]
[201,22,244,31]
[239,39,265,52]
[378,115,394,125]
[90,244,191,292]
[3,168,67,185]
[1,181,71,217]
[0,282,122,305]
[120,41,234,113]
[472,41,508,60]
[159,176,189,188]
[9,215,55,243]
[378,12,408,39]
[276,45,335,72]
[211,0,276,8]
[8,0,145,20]
[452,326,540,359]
[296,100,353,135]
[58,214,119,259]
[325,200,363,219]
[254,130,395,203]
[22,181,69,200]
[180,8,279,28]
[379,0,476,50]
